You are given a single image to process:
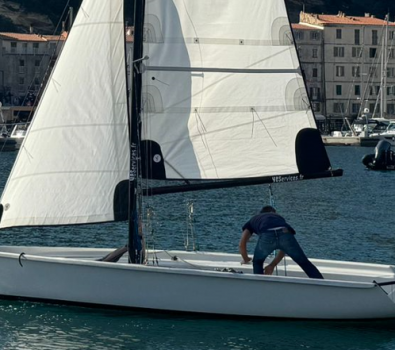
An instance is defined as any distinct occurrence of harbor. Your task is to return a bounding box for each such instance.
[0,0,395,349]
[322,134,390,146]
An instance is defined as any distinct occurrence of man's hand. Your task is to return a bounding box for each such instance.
[239,229,252,265]
[264,264,275,275]
[241,257,252,265]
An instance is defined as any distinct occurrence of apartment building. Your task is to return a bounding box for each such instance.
[292,23,324,116]
[0,28,133,122]
[0,31,67,109]
[293,11,395,128]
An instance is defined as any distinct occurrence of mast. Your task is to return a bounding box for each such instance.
[380,15,389,118]
[128,0,145,264]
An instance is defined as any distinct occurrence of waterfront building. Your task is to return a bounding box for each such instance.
[293,11,395,130]
[0,27,133,123]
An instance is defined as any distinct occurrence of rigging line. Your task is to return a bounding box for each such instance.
[162,250,207,270]
[194,109,208,149]
[194,109,220,178]
[250,108,277,147]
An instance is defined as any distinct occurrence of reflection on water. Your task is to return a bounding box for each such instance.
[1,147,395,349]
[1,301,395,350]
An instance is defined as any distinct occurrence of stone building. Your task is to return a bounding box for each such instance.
[293,11,395,130]
[0,28,133,123]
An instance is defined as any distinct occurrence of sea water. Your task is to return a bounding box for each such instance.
[0,146,394,350]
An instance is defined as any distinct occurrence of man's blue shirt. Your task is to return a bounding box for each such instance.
[242,213,295,235]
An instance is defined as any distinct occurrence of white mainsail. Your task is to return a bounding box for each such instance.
[0,0,129,228]
[142,0,317,180]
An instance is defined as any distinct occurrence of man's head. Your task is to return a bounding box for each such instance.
[260,205,276,213]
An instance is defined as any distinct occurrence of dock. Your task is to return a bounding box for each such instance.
[322,136,381,147]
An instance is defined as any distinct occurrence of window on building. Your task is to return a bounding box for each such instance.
[334,103,344,113]
[336,29,342,39]
[369,48,377,58]
[312,68,318,77]
[336,66,345,77]
[352,66,360,77]
[310,31,320,40]
[336,85,342,95]
[19,60,24,66]
[309,87,320,100]
[388,103,395,115]
[370,103,380,113]
[391,31,395,40]
[376,86,380,95]
[369,67,377,77]
[312,49,318,58]
[10,41,17,53]
[387,86,395,95]
[19,77,24,85]
[354,29,360,45]
[295,31,304,40]
[372,30,378,45]
[352,103,360,114]
[369,86,374,95]
[334,47,345,57]
[34,77,40,86]
[312,103,321,112]
[387,68,395,78]
[352,47,362,58]
[390,48,395,59]
[355,85,361,95]
[33,42,39,54]
[35,60,40,67]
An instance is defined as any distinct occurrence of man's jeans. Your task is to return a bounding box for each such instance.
[253,230,324,279]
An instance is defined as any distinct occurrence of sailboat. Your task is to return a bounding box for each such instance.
[0,0,395,319]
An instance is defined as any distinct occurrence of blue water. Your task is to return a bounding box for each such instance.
[0,147,395,349]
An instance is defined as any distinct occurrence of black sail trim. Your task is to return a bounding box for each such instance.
[143,169,343,196]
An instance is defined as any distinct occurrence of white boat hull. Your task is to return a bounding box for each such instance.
[0,246,395,319]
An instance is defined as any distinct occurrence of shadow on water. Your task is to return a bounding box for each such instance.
[0,300,395,350]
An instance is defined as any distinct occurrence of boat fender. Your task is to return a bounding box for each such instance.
[18,252,26,267]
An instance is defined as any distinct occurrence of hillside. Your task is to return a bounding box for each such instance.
[0,0,394,34]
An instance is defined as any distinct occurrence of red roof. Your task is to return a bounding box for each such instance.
[301,12,395,26]
[291,23,318,30]
[0,32,68,42]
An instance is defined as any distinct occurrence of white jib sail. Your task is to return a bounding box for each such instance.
[142,0,317,180]
[0,0,129,228]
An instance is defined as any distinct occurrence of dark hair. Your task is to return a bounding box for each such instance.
[260,205,276,213]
